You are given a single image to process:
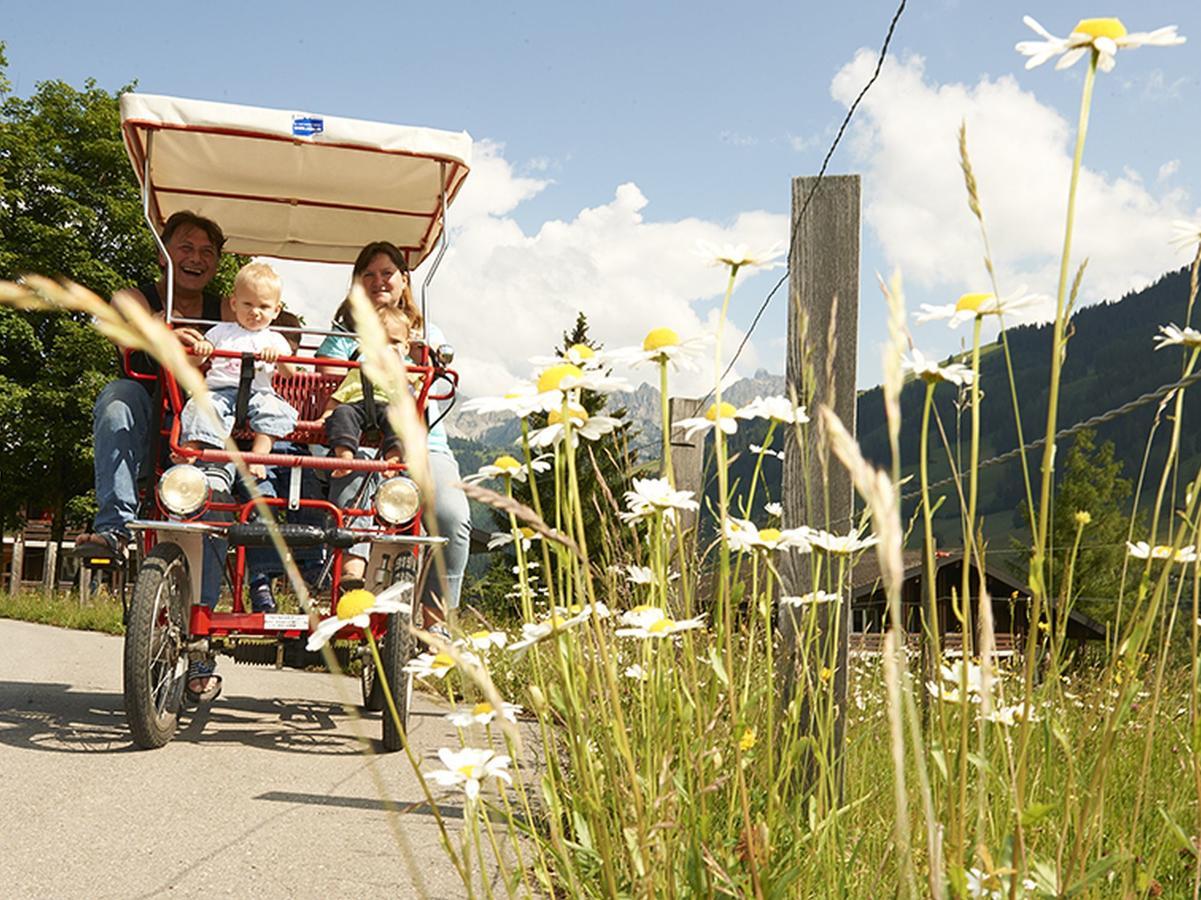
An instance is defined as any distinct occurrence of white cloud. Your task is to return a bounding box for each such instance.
[1159,159,1180,181]
[267,141,787,398]
[830,50,1197,322]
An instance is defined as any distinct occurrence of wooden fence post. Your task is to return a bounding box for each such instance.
[779,174,861,790]
[668,397,705,534]
[43,541,59,592]
[9,532,25,595]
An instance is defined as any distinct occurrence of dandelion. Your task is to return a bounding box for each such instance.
[1126,541,1198,564]
[462,453,551,485]
[696,240,786,272]
[526,403,624,449]
[750,443,785,461]
[610,327,712,371]
[916,288,1050,328]
[306,586,409,651]
[426,747,512,803]
[1016,16,1185,73]
[723,518,810,553]
[735,395,809,424]
[738,728,757,751]
[779,590,839,608]
[616,614,706,639]
[1153,323,1201,350]
[819,666,834,684]
[1170,220,1201,253]
[803,526,878,555]
[673,401,739,439]
[901,348,974,386]
[446,700,523,727]
[462,630,508,651]
[620,477,700,523]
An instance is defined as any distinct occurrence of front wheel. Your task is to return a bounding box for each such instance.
[361,652,384,711]
[124,543,190,749]
[380,609,414,752]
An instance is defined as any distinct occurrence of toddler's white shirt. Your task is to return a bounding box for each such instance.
[203,322,292,392]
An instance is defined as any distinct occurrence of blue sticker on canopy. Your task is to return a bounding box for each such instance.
[292,115,324,137]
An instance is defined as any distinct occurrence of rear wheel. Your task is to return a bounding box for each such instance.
[361,653,384,711]
[124,543,190,749]
[380,607,415,752]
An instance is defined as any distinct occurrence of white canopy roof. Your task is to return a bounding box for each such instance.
[120,93,472,267]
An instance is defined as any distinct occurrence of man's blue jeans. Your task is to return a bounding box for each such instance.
[92,377,226,605]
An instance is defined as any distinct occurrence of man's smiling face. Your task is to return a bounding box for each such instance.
[161,223,219,292]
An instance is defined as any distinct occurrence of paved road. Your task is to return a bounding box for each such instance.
[0,618,521,899]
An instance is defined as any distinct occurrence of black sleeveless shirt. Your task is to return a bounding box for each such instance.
[124,281,224,387]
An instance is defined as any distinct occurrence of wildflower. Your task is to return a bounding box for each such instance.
[764,501,783,518]
[616,614,706,639]
[916,288,1050,328]
[446,700,522,727]
[460,383,545,419]
[624,663,648,681]
[965,867,1004,900]
[404,649,480,679]
[738,728,757,751]
[779,590,839,607]
[1126,541,1197,564]
[735,395,809,425]
[1153,323,1201,350]
[723,518,810,553]
[1074,510,1092,526]
[1170,220,1201,252]
[610,327,712,371]
[901,348,974,386]
[985,702,1041,727]
[926,660,987,704]
[620,477,700,523]
[462,453,551,485]
[462,630,508,651]
[618,605,667,629]
[623,565,655,585]
[673,401,739,439]
[696,240,786,271]
[1016,16,1185,73]
[306,586,408,651]
[819,666,833,684]
[530,342,605,369]
[507,603,607,653]
[526,403,624,449]
[426,747,512,803]
[533,361,627,397]
[803,526,878,555]
[750,443,785,461]
[488,526,541,552]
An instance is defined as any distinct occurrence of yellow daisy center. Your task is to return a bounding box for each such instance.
[548,406,589,425]
[648,619,676,634]
[457,765,479,779]
[469,629,492,641]
[630,604,658,614]
[432,652,456,671]
[759,528,782,544]
[1073,17,1126,39]
[954,292,993,313]
[537,363,582,393]
[336,589,376,620]
[472,702,494,717]
[705,401,737,421]
[519,527,536,540]
[568,343,595,360]
[643,327,681,351]
[492,454,522,472]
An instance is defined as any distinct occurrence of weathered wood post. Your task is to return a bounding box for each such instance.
[9,532,25,595]
[668,397,705,534]
[779,174,860,791]
[43,540,59,592]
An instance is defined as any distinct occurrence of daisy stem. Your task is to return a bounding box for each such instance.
[660,359,674,485]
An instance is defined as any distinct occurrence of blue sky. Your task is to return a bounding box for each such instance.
[4,1,1199,396]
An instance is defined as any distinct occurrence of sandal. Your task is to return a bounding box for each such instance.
[184,660,223,704]
[72,530,128,561]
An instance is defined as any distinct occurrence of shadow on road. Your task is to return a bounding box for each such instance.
[0,679,404,755]
[254,789,467,819]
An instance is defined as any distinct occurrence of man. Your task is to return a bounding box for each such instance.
[75,210,229,558]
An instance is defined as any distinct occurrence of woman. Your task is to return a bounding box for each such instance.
[317,241,471,635]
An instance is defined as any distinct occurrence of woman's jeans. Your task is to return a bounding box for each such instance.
[329,451,471,611]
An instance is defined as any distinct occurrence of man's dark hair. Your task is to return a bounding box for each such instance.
[161,211,226,252]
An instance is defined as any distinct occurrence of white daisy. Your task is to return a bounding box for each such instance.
[673,401,739,440]
[525,403,624,449]
[1153,323,1201,350]
[460,383,545,419]
[1016,16,1185,74]
[618,605,668,629]
[616,614,707,640]
[764,501,783,518]
[426,747,512,803]
[623,565,655,585]
[462,453,551,485]
[488,527,542,552]
[916,288,1051,328]
[750,443,785,461]
[529,342,606,369]
[404,648,481,679]
[306,586,409,651]
[723,518,810,553]
[1126,541,1197,564]
[532,362,628,399]
[624,663,649,681]
[461,630,509,651]
[696,240,786,271]
[446,700,523,727]
[507,603,607,653]
[779,590,839,607]
[620,478,700,523]
[803,526,878,555]
[735,395,809,425]
[610,328,713,371]
[901,348,974,386]
[985,702,1041,727]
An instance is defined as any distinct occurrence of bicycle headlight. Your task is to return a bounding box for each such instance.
[375,476,420,525]
[157,464,210,518]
